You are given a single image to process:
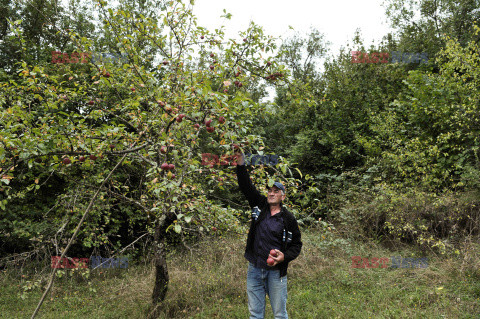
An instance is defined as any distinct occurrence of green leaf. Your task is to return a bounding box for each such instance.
[268,178,275,187]
[295,168,302,178]
[174,224,181,234]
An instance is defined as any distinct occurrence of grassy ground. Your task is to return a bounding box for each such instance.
[1,227,479,318]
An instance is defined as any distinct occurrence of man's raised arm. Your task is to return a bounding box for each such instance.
[236,153,265,208]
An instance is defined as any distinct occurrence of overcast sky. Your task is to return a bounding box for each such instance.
[192,0,394,56]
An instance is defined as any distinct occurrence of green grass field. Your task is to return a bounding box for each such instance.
[1,228,479,318]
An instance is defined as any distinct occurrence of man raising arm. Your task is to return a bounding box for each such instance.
[236,153,302,319]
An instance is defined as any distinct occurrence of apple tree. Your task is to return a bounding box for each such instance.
[0,0,300,316]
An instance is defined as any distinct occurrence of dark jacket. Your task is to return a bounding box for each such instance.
[237,164,302,277]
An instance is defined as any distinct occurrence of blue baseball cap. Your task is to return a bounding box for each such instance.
[267,181,286,193]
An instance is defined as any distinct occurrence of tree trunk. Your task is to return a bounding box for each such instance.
[147,212,176,318]
[151,222,169,304]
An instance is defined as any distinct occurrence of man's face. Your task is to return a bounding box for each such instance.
[267,186,285,205]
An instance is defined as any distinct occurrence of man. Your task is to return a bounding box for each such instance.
[236,153,302,319]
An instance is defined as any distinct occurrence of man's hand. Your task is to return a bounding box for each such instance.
[236,152,245,166]
[268,249,284,267]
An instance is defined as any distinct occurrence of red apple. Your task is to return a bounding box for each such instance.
[168,164,175,170]
[194,123,200,129]
[205,119,212,127]
[176,116,183,123]
[165,105,172,112]
[207,126,215,133]
[267,257,275,266]
[88,100,94,105]
[238,82,243,88]
[170,174,175,179]
[163,60,168,65]
[212,226,217,231]
[243,38,247,42]
[109,144,115,149]
[267,61,272,66]
[161,163,169,170]
[79,156,85,162]
[209,65,214,70]
[63,157,71,165]
[200,35,204,39]
[105,72,110,78]
[131,87,135,92]
[235,72,240,77]
[158,101,166,107]
[218,116,225,124]
[160,146,167,154]
[210,53,215,58]
[270,249,278,257]
[89,155,97,161]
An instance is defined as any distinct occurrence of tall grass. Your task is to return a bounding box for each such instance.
[1,226,479,318]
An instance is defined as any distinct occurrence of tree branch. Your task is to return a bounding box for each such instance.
[30,152,129,319]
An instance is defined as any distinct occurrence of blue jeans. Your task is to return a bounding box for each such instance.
[247,262,288,319]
